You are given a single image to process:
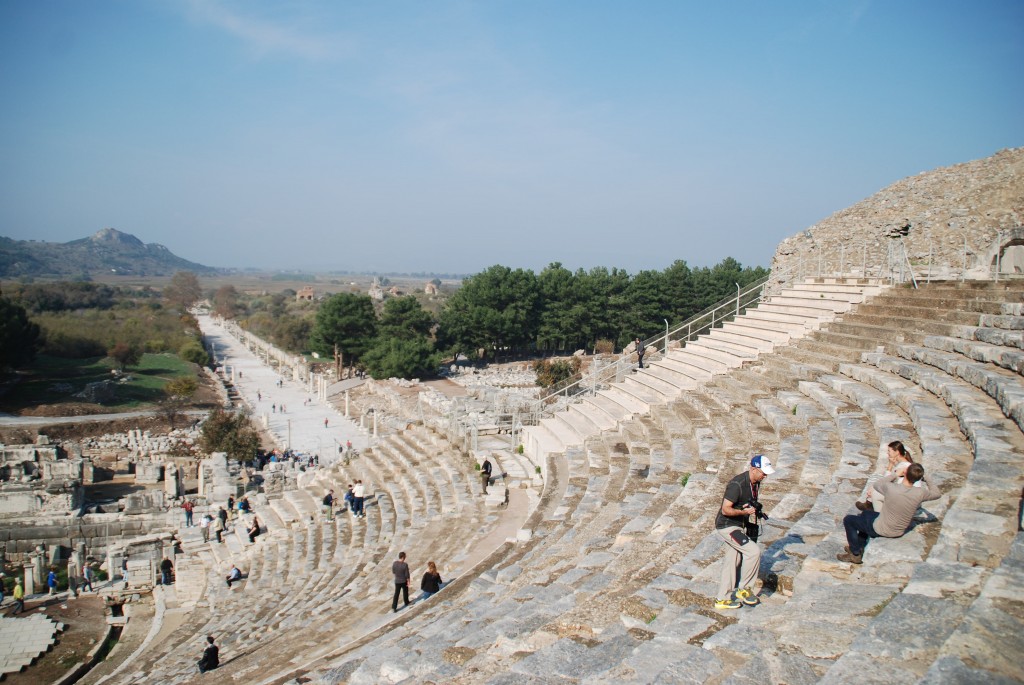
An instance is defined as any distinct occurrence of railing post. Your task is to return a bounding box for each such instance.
[995,230,1002,282]
[962,236,967,283]
[839,245,845,278]
[664,319,669,354]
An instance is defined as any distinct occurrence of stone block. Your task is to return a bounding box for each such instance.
[919,656,1022,685]
[848,593,965,660]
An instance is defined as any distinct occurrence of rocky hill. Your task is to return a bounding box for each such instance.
[772,147,1024,279]
[0,228,216,278]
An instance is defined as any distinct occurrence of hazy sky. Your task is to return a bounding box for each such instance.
[1,1,1021,275]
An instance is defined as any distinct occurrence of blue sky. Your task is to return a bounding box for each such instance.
[1,1,1021,275]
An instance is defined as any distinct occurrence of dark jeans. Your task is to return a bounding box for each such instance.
[843,510,880,556]
[392,582,409,610]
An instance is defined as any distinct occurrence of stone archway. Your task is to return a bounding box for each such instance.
[985,227,1024,276]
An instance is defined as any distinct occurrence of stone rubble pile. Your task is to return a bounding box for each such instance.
[73,427,201,458]
[448,362,538,388]
[772,147,1024,278]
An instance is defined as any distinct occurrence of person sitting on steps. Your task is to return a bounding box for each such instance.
[855,440,913,512]
[839,462,941,564]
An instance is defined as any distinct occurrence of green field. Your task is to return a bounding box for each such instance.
[1,353,198,412]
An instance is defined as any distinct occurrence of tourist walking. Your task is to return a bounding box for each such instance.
[200,514,212,542]
[182,499,195,527]
[392,552,410,612]
[480,458,492,495]
[345,484,355,513]
[714,455,774,610]
[197,635,219,673]
[214,513,225,543]
[47,568,58,595]
[838,463,941,564]
[421,561,442,600]
[82,564,95,593]
[635,337,646,369]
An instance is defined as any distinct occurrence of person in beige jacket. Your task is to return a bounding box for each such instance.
[838,462,940,564]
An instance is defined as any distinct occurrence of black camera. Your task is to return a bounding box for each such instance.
[747,501,769,521]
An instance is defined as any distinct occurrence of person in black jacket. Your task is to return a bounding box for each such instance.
[480,458,492,495]
[197,635,219,673]
[421,561,443,600]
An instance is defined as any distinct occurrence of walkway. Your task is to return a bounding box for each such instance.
[197,315,368,465]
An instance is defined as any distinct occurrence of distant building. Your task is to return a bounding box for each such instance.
[388,286,403,297]
[368,278,385,301]
[296,286,315,302]
[424,282,439,295]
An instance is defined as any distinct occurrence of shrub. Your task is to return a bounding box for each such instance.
[532,357,582,389]
[594,339,615,355]
[179,341,209,366]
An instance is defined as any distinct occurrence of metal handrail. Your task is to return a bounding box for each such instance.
[523,261,805,419]
[897,238,919,289]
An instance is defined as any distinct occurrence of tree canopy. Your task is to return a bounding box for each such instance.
[434,258,767,357]
[310,293,378,368]
[200,407,261,462]
[163,271,202,312]
[0,298,41,371]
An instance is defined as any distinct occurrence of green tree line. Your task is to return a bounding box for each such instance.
[435,258,767,361]
[220,257,766,379]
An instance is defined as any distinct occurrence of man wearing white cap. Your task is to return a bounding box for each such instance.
[713,455,774,610]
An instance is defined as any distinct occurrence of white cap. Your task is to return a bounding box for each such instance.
[750,455,775,475]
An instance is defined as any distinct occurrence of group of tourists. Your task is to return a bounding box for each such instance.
[713,441,941,610]
[322,481,367,519]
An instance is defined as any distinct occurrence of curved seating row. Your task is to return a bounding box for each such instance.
[273,280,1024,685]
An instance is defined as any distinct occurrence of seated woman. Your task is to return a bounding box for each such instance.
[420,561,443,600]
[857,440,913,512]
[247,516,262,543]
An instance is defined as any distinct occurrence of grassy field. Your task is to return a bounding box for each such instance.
[1,352,198,413]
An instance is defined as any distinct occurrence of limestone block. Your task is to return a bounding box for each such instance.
[849,593,966,660]
[134,462,163,484]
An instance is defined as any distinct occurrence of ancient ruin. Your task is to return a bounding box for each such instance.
[1,148,1022,683]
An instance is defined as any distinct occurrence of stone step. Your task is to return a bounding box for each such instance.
[721,318,793,343]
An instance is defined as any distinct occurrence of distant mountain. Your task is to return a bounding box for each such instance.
[0,228,217,278]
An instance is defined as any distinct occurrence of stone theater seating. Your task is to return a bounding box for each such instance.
[112,280,1023,685]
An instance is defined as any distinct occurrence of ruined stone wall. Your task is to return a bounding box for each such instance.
[0,511,175,560]
[771,147,1024,280]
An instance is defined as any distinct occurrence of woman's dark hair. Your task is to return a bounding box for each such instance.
[888,440,912,462]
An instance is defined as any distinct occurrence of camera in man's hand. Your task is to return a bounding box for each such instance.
[746,500,769,521]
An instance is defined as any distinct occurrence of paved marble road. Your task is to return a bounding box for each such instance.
[198,315,368,465]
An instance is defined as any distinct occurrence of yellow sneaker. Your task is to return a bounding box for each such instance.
[735,588,760,606]
[714,596,742,610]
